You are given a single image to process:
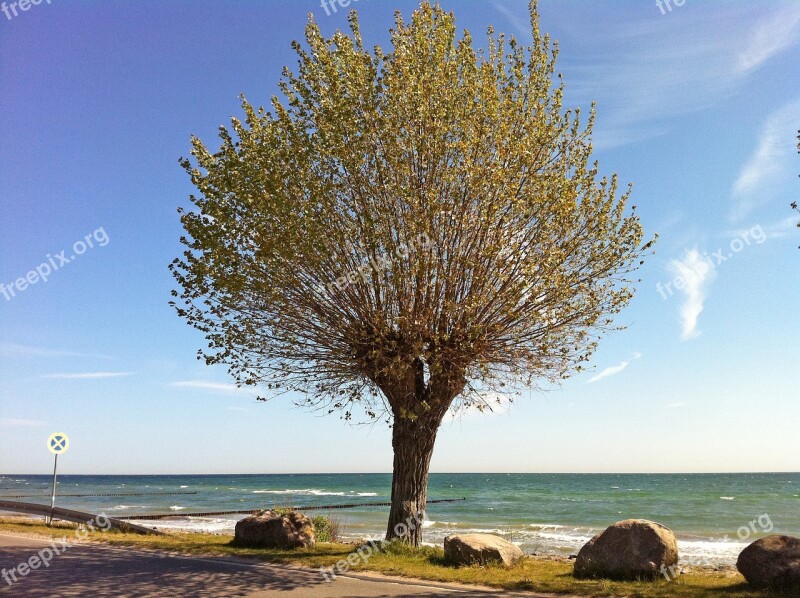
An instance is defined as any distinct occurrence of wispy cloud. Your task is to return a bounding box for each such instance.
[447,391,512,420]
[170,380,247,395]
[668,250,717,340]
[0,343,114,360]
[588,352,642,383]
[763,216,800,240]
[731,99,800,221]
[42,372,135,379]
[491,1,529,38]
[487,3,800,148]
[0,418,47,427]
[725,216,798,241]
[736,4,800,73]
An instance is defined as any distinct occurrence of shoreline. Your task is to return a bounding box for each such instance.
[0,517,753,598]
[2,471,793,569]
[113,513,754,568]
[0,514,743,573]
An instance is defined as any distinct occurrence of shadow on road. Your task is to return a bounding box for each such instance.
[0,539,500,597]
[0,542,324,596]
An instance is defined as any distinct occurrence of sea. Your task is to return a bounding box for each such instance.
[2,473,797,567]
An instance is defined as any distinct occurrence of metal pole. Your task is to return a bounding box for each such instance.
[48,453,58,526]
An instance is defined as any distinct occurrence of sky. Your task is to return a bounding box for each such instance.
[1,0,798,475]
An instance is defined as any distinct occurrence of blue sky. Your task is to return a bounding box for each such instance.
[1,0,798,475]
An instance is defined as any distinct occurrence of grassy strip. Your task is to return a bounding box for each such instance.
[0,517,786,597]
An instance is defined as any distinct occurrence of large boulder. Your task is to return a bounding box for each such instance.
[574,519,678,580]
[444,533,524,567]
[233,510,316,549]
[736,535,800,590]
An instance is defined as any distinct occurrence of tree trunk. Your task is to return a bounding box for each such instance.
[385,412,440,545]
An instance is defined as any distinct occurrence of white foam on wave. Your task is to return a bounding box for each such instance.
[170,506,186,511]
[720,496,735,500]
[532,531,586,546]
[356,492,378,497]
[424,521,460,527]
[528,523,566,530]
[125,516,240,534]
[130,514,754,567]
[459,527,507,535]
[252,489,346,496]
[678,537,745,566]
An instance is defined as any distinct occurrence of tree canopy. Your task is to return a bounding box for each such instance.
[171,1,653,544]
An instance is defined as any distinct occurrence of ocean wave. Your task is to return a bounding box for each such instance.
[109,512,755,568]
[720,496,735,500]
[170,506,186,511]
[356,492,378,497]
[528,523,566,530]
[536,530,595,544]
[678,538,746,565]
[124,516,239,534]
[252,489,346,496]
[424,521,460,527]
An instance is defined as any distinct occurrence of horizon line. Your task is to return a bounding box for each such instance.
[2,471,798,476]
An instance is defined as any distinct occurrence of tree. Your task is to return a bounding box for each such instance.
[171,1,653,546]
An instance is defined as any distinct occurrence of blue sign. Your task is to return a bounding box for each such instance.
[48,433,69,455]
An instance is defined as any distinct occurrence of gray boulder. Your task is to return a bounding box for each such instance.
[737,535,800,590]
[233,510,316,549]
[444,533,523,567]
[574,519,678,580]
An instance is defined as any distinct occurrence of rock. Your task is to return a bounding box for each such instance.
[444,533,524,567]
[233,510,316,549]
[736,535,800,590]
[573,519,678,580]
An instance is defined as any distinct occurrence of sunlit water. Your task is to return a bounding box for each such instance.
[2,472,796,566]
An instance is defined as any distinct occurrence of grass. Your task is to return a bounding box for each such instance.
[0,517,790,597]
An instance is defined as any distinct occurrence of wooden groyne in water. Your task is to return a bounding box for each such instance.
[121,497,467,520]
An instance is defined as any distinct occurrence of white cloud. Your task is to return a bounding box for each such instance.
[447,391,512,420]
[170,380,247,394]
[491,1,530,38]
[736,5,800,73]
[488,3,797,148]
[0,418,47,427]
[763,216,800,240]
[0,343,113,360]
[668,249,717,340]
[42,372,135,379]
[732,99,800,221]
[588,353,642,384]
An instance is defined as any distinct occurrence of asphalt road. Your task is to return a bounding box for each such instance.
[0,534,545,597]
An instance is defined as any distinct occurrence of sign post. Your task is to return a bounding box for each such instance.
[46,432,69,526]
